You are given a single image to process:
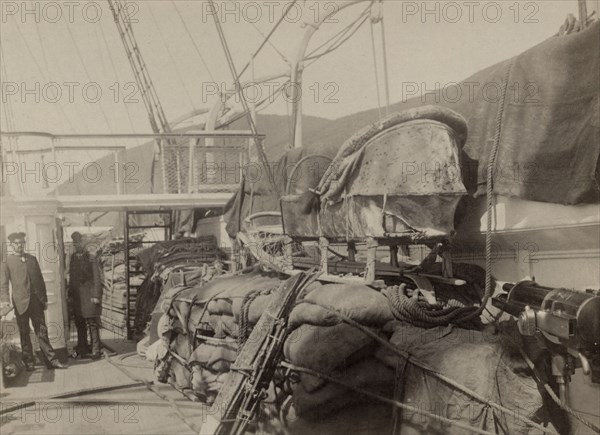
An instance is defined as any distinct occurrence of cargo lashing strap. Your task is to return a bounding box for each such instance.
[295,299,559,434]
[281,360,497,435]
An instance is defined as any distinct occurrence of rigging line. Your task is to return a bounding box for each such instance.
[147,3,196,112]
[12,20,48,81]
[109,1,165,132]
[370,19,382,120]
[8,27,81,185]
[303,9,371,70]
[304,13,370,63]
[98,17,138,139]
[93,22,111,88]
[0,43,25,195]
[305,3,372,59]
[207,0,275,191]
[0,45,15,134]
[304,11,369,67]
[208,0,297,120]
[248,81,289,114]
[379,7,391,115]
[63,20,115,135]
[33,19,50,70]
[249,21,288,64]
[12,20,78,134]
[0,43,14,129]
[235,0,298,82]
[217,80,290,129]
[171,1,218,86]
[307,9,369,57]
[35,19,78,135]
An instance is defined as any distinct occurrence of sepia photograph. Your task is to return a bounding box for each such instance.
[0,1,599,434]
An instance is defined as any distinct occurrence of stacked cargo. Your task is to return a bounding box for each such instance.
[99,235,145,334]
[152,267,280,402]
[148,261,545,435]
[133,236,222,339]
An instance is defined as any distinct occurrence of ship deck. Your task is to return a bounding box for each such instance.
[1,328,207,434]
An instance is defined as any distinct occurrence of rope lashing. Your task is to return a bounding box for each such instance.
[483,61,514,312]
[281,361,496,435]
[298,299,558,435]
[382,284,480,328]
[239,287,277,345]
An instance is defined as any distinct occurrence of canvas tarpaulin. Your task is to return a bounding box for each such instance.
[225,24,599,237]
[442,22,600,204]
[373,321,546,435]
[288,321,548,435]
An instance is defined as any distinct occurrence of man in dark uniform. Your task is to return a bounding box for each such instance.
[0,232,67,370]
[68,232,103,360]
[68,232,91,357]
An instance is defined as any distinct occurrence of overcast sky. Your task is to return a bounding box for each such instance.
[1,0,598,136]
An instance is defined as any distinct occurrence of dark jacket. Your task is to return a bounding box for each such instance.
[0,254,48,315]
[69,252,103,318]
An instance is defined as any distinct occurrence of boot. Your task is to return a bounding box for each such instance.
[74,316,90,357]
[88,318,101,359]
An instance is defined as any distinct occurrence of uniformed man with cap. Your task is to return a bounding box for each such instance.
[0,232,67,370]
[68,232,103,359]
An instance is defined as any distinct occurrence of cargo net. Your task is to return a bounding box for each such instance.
[155,136,250,194]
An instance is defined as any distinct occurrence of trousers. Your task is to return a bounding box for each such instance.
[15,297,57,364]
[74,314,100,357]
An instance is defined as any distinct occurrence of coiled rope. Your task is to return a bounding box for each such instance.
[382,284,480,328]
[385,61,515,330]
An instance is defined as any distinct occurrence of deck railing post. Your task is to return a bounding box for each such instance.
[188,138,194,193]
[51,138,59,198]
[114,151,121,195]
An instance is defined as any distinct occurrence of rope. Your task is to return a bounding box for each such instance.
[298,299,559,435]
[0,381,146,416]
[10,21,78,136]
[239,287,277,346]
[382,284,480,328]
[207,0,275,192]
[239,289,262,346]
[379,8,391,115]
[234,0,299,82]
[281,361,495,435]
[304,13,370,63]
[104,354,202,433]
[249,22,288,64]
[63,20,115,135]
[518,349,600,434]
[305,4,371,62]
[171,0,218,86]
[148,4,197,111]
[369,19,383,120]
[98,19,138,140]
[483,61,513,311]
